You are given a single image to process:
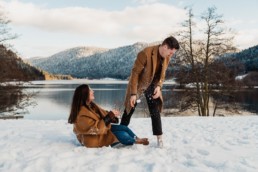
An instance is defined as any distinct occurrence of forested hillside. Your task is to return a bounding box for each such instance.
[0,45,45,81]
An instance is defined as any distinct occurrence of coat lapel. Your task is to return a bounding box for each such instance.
[151,46,159,77]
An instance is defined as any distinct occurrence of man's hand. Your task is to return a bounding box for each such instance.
[130,95,137,107]
[153,86,161,99]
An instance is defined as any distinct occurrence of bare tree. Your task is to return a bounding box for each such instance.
[172,7,243,116]
[0,44,41,116]
[0,8,17,45]
[0,8,42,117]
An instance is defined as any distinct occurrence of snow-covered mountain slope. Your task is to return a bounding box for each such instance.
[28,42,153,79]
[28,46,109,75]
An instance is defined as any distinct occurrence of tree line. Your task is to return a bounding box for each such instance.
[166,7,256,116]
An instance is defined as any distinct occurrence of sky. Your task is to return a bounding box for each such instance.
[1,116,258,171]
[0,0,258,58]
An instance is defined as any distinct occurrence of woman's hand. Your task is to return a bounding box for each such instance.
[111,109,121,118]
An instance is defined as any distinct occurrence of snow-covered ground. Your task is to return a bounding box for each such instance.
[1,116,258,172]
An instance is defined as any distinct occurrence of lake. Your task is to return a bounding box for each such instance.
[24,79,258,120]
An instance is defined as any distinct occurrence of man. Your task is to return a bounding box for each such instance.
[120,36,179,148]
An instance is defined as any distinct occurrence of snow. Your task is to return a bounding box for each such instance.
[1,116,258,172]
[235,74,248,80]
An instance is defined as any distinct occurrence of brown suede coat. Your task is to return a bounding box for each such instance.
[124,45,171,114]
[73,103,117,148]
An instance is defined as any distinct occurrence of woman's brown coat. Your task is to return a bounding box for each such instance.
[73,103,117,148]
[124,45,171,114]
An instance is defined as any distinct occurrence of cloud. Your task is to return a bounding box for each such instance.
[2,0,256,57]
[1,0,187,43]
[132,0,160,5]
[235,29,258,50]
[226,18,258,50]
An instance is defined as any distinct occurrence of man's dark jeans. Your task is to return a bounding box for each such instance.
[120,84,163,135]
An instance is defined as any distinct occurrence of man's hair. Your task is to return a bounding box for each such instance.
[162,36,180,50]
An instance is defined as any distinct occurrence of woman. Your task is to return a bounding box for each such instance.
[68,84,149,148]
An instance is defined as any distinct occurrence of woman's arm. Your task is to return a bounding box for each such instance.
[76,115,109,135]
[103,111,119,125]
[90,103,120,125]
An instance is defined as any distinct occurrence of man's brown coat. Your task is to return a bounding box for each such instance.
[124,45,171,114]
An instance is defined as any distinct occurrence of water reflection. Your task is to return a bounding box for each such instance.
[24,81,258,120]
[234,89,258,113]
[25,83,130,120]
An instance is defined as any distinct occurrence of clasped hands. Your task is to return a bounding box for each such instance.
[130,86,161,107]
[111,109,121,118]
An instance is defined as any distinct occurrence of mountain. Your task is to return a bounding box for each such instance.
[224,45,258,72]
[0,45,74,82]
[234,45,258,72]
[28,42,153,79]
[0,45,45,81]
[28,46,109,75]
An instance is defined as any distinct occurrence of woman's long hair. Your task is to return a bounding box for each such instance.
[68,84,90,124]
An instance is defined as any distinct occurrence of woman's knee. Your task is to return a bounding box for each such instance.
[112,124,129,131]
[113,131,135,145]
